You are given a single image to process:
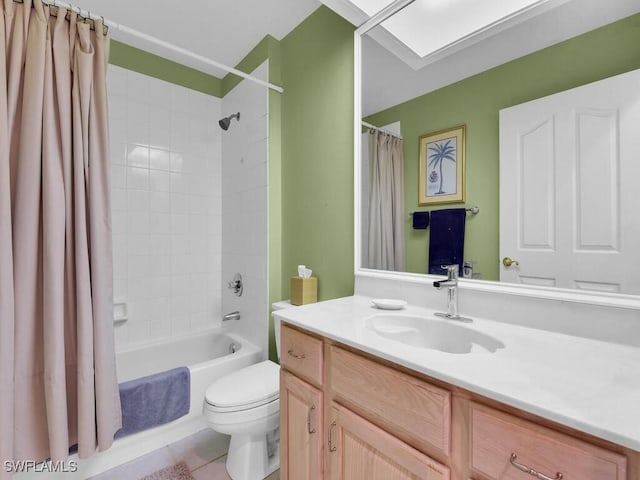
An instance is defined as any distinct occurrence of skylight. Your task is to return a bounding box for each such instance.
[353,0,564,59]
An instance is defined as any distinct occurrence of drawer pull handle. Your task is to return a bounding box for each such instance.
[328,421,337,452]
[287,349,306,359]
[510,453,563,480]
[307,405,316,434]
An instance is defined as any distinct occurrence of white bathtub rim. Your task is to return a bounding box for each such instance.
[190,333,262,372]
[115,325,255,355]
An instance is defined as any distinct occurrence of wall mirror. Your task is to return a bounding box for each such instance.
[354,0,640,308]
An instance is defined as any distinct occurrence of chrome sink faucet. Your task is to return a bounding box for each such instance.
[433,265,472,323]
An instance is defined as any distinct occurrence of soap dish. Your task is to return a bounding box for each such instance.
[371,298,407,310]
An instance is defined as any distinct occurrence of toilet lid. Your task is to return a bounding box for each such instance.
[205,360,280,410]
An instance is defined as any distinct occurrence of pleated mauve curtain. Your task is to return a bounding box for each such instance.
[367,130,405,271]
[0,0,121,474]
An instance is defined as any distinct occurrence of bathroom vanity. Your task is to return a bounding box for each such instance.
[276,295,640,480]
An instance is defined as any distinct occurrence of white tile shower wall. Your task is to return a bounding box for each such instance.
[221,61,269,355]
[108,65,222,349]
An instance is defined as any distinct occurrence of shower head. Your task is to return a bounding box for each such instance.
[219,112,240,131]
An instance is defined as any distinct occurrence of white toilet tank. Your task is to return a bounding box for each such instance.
[271,300,295,360]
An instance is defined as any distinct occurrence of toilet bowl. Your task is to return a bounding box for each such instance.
[204,360,280,480]
[204,301,293,480]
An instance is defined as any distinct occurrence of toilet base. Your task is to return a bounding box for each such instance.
[226,430,280,480]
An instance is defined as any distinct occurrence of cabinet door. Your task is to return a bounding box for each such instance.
[280,370,324,480]
[328,403,450,480]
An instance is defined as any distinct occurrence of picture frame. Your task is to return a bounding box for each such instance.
[418,125,466,205]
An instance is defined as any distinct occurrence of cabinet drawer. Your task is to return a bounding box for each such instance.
[280,325,323,386]
[470,403,627,480]
[329,346,451,457]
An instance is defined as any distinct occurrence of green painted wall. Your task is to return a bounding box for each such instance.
[366,13,640,280]
[280,7,356,302]
[109,40,223,97]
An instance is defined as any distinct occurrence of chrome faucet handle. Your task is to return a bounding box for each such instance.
[433,265,460,288]
[227,273,243,296]
[441,264,459,281]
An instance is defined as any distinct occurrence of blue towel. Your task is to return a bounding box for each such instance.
[412,211,430,229]
[115,366,190,439]
[428,208,466,275]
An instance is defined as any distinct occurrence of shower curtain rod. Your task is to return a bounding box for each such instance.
[17,0,284,93]
[362,120,403,139]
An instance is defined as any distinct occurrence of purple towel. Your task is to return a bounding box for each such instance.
[115,366,190,439]
[428,208,466,275]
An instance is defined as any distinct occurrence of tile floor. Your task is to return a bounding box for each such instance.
[88,429,280,480]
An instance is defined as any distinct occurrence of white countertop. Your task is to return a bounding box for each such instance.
[274,295,640,451]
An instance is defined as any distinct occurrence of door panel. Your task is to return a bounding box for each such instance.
[500,69,640,293]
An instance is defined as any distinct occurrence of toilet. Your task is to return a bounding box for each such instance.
[203,301,291,480]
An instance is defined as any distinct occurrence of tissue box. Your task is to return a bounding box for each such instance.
[291,276,317,306]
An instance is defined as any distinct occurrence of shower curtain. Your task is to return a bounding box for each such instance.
[0,1,121,475]
[367,130,405,271]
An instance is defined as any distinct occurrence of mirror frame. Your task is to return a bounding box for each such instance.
[353,0,640,310]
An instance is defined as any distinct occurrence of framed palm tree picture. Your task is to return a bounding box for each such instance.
[418,125,466,205]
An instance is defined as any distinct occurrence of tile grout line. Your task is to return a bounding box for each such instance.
[189,453,228,474]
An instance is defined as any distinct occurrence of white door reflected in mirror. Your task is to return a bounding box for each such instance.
[499,69,640,294]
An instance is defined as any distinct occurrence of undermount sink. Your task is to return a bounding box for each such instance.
[365,314,505,354]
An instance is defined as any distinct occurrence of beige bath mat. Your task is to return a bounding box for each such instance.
[140,462,194,480]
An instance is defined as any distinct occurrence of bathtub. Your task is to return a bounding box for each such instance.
[15,329,262,480]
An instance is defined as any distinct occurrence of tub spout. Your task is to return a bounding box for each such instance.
[223,311,241,322]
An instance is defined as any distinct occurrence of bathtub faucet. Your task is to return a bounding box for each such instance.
[223,311,241,322]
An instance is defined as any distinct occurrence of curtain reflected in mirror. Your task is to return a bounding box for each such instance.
[364,127,405,271]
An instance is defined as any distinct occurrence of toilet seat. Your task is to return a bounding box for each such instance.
[205,360,280,413]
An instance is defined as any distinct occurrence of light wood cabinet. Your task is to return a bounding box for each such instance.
[280,370,324,480]
[279,324,639,480]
